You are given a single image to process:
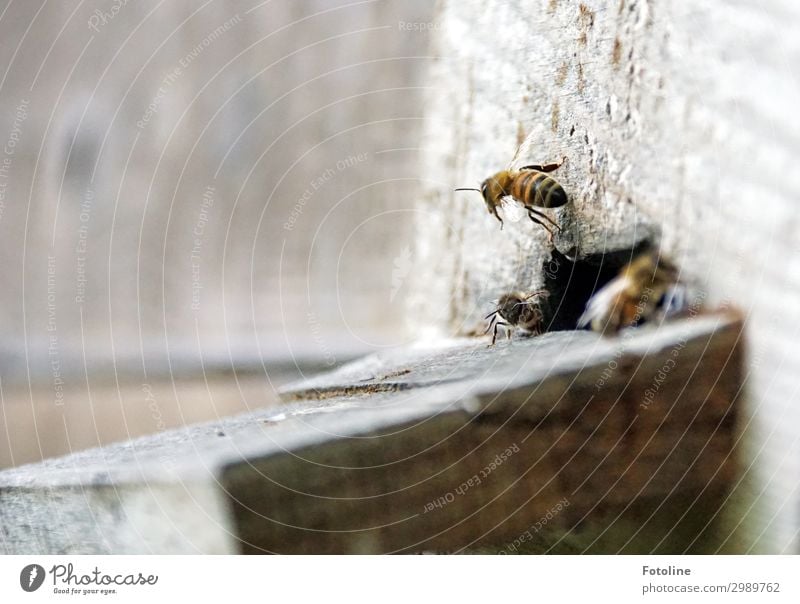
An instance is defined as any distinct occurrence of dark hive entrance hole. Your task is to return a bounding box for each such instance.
[540,240,653,331]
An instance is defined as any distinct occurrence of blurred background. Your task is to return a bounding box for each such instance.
[0,0,439,468]
[2,0,797,556]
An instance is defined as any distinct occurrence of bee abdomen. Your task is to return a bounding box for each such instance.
[512,171,567,208]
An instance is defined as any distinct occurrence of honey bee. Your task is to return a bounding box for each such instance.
[577,252,686,335]
[455,157,568,237]
[485,290,549,345]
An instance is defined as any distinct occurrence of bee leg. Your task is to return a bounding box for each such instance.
[491,207,504,230]
[528,208,561,232]
[491,321,510,346]
[527,210,558,242]
[520,156,566,173]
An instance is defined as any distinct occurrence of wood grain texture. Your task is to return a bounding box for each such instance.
[232,313,745,553]
[0,313,743,553]
[409,0,800,553]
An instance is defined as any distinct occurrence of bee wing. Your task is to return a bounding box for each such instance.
[500,201,525,222]
[660,283,688,318]
[577,274,631,329]
[507,136,534,170]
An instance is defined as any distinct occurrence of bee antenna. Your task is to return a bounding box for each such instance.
[454,188,481,192]
[524,289,549,300]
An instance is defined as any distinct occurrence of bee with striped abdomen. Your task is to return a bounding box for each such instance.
[577,252,687,335]
[484,290,549,345]
[455,156,568,238]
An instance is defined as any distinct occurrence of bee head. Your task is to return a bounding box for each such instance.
[480,176,507,207]
[455,172,510,226]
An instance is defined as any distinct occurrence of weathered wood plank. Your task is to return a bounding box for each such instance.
[0,312,743,553]
[233,312,742,553]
